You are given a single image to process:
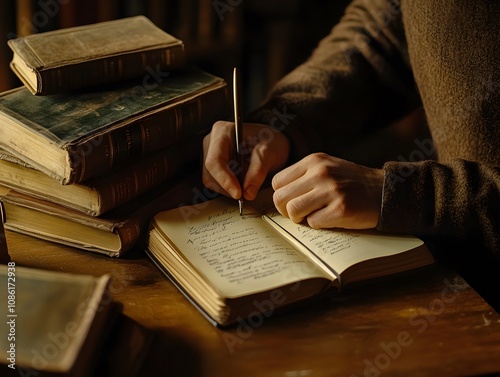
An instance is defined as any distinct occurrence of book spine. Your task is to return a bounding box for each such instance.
[67,84,228,184]
[39,45,185,95]
[91,139,200,216]
[113,220,141,257]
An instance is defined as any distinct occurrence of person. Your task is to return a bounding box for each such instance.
[202,0,500,304]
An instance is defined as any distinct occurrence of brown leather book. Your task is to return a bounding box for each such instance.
[0,136,200,216]
[0,175,203,257]
[8,16,185,95]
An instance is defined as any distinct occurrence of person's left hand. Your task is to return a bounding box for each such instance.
[271,153,384,229]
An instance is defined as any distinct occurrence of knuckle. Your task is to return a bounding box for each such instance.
[306,154,332,178]
[205,153,224,172]
[271,174,281,190]
[272,189,284,206]
[334,197,351,218]
[212,120,232,132]
[308,152,329,163]
[204,154,220,172]
[314,164,331,178]
[286,201,301,222]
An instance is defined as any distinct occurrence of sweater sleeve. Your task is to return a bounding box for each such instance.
[379,159,500,257]
[377,0,500,258]
[247,0,421,161]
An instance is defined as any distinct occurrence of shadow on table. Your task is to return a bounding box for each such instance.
[97,315,202,377]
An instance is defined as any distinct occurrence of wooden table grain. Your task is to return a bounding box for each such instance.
[5,230,500,377]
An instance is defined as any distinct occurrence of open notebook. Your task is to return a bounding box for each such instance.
[145,195,434,326]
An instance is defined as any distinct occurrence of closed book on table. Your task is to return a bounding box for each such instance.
[0,173,201,257]
[8,16,185,95]
[0,136,200,216]
[0,265,119,377]
[0,175,204,257]
[0,68,228,184]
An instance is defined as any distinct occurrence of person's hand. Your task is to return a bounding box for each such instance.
[272,153,384,229]
[203,121,290,201]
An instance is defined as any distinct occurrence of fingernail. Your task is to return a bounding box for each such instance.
[228,187,239,199]
[245,184,258,199]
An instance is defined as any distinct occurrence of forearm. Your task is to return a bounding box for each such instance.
[248,0,421,161]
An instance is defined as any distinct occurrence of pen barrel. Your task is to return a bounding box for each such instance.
[233,67,244,188]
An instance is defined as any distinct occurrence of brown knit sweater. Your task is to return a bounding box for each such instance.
[249,0,500,258]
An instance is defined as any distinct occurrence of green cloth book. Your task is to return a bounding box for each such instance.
[0,68,228,184]
[8,16,185,95]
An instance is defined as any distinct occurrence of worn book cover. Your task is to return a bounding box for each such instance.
[0,68,228,184]
[0,266,118,377]
[0,136,201,216]
[8,16,185,95]
[0,175,204,257]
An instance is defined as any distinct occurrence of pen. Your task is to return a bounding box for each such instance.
[233,67,244,216]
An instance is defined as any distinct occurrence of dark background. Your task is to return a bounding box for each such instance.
[0,0,429,168]
[0,0,351,112]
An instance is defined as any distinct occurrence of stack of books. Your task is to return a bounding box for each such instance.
[0,16,229,257]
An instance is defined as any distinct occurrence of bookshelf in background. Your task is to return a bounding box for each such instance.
[57,0,244,86]
[0,0,20,92]
[1,0,350,105]
[0,0,241,92]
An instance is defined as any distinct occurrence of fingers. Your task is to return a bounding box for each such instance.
[203,121,291,201]
[272,154,321,221]
[202,121,241,199]
[271,160,307,191]
[271,153,384,230]
[273,174,313,222]
[243,138,288,200]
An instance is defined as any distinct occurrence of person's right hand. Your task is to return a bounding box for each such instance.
[202,121,290,201]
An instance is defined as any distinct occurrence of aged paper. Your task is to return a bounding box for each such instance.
[153,197,326,298]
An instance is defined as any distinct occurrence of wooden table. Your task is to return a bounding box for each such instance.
[5,230,500,377]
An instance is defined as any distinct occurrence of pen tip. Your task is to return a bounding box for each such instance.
[239,199,243,216]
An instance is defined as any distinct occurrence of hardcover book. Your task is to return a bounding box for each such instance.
[0,265,118,377]
[0,68,228,184]
[145,195,435,326]
[8,16,185,95]
[0,176,202,257]
[0,137,200,216]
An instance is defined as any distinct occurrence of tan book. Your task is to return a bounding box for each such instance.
[8,16,185,95]
[0,176,201,257]
[145,195,435,326]
[0,265,118,377]
[0,137,200,216]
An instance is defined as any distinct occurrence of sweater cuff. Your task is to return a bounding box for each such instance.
[376,160,436,235]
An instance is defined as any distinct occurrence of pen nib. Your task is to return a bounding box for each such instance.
[239,199,243,216]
